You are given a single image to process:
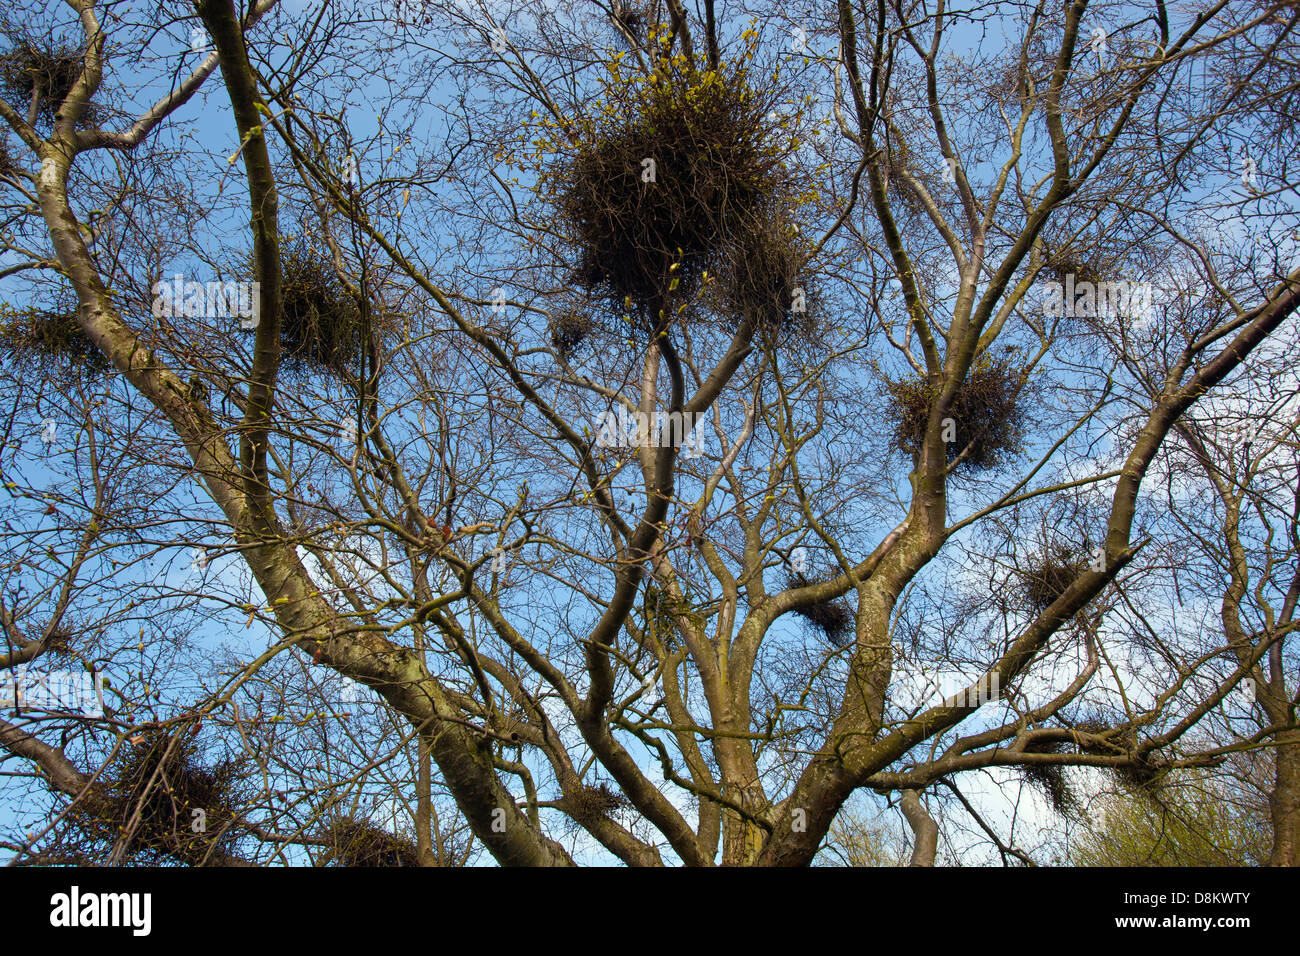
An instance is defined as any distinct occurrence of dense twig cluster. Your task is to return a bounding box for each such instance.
[0,37,95,126]
[641,584,696,648]
[559,783,630,825]
[610,1,646,37]
[1020,740,1076,814]
[1022,718,1167,814]
[1041,245,1106,286]
[42,624,75,657]
[548,50,807,333]
[318,816,420,867]
[0,305,109,376]
[548,308,596,360]
[712,219,816,335]
[1021,544,1088,611]
[785,571,854,646]
[0,140,16,178]
[887,357,1024,469]
[272,241,366,376]
[65,729,246,866]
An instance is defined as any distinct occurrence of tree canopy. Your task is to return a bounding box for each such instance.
[1,0,1298,867]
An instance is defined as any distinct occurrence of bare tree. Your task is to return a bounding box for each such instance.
[1,0,1297,866]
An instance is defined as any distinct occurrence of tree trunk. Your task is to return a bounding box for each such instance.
[1269,730,1300,866]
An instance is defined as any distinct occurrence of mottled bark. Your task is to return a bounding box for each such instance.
[900,791,937,866]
